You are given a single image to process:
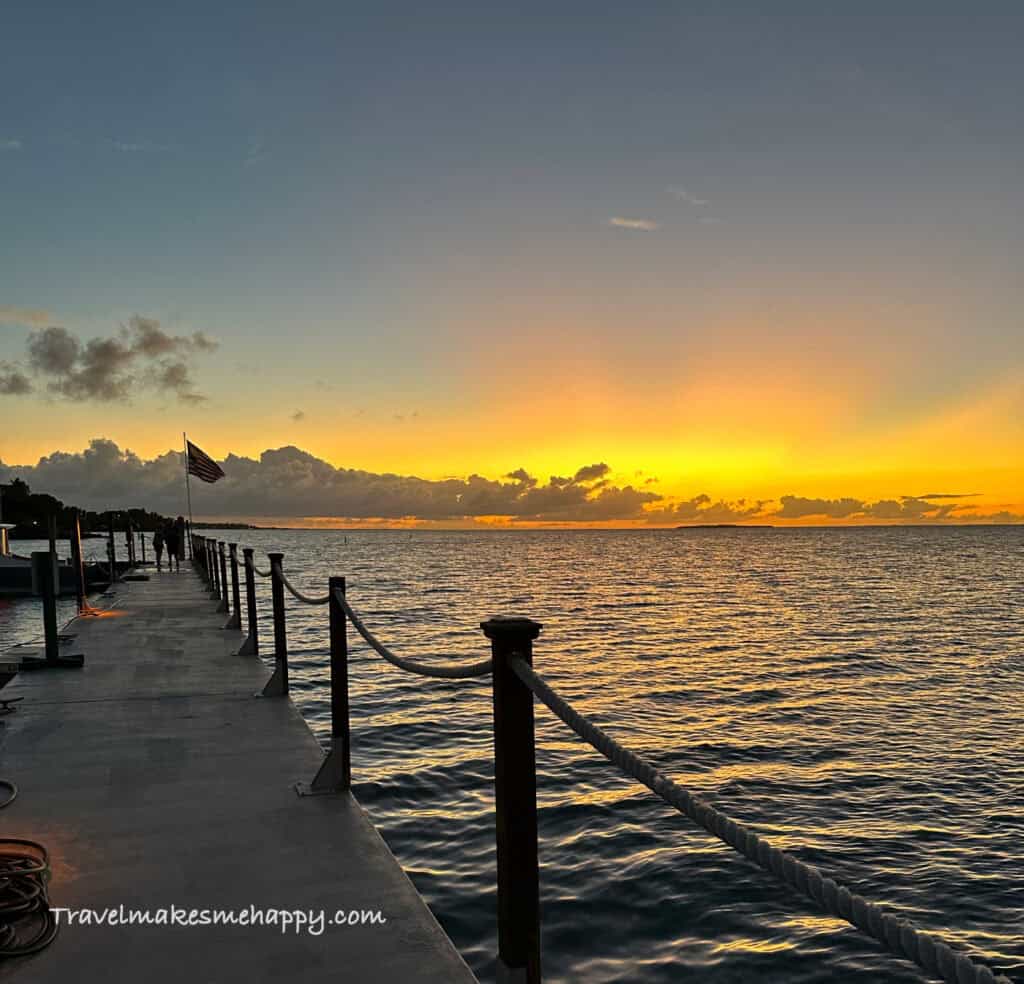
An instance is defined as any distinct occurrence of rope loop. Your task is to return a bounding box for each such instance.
[336,589,491,679]
[509,656,1010,984]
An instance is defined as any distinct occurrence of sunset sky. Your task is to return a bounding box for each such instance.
[2,4,1022,525]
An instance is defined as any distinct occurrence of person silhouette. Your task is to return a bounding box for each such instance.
[153,527,165,571]
[164,520,180,573]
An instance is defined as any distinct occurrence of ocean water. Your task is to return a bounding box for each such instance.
[3,527,1022,982]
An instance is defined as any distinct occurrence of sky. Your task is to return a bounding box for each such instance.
[1,3,1022,526]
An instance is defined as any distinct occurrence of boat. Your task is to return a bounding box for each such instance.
[0,524,123,597]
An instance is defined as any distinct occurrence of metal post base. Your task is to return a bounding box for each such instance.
[223,612,241,631]
[296,750,349,796]
[20,654,85,670]
[496,959,528,984]
[236,634,257,657]
[260,665,287,697]
[216,597,228,613]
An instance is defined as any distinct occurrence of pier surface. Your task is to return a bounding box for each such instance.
[0,570,477,983]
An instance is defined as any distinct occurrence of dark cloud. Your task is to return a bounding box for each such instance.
[573,463,610,483]
[27,325,81,375]
[776,495,865,519]
[291,410,306,422]
[505,468,536,488]
[0,440,661,522]
[645,494,768,525]
[17,317,217,403]
[905,492,980,500]
[777,495,970,522]
[152,360,206,404]
[0,362,32,395]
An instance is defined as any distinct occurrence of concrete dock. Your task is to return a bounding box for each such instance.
[0,570,477,983]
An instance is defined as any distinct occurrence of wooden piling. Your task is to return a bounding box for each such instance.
[262,553,288,696]
[481,616,544,984]
[306,576,351,793]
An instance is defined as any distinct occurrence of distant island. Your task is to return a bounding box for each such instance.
[674,524,775,529]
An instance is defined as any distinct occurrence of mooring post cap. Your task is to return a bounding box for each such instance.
[480,616,542,640]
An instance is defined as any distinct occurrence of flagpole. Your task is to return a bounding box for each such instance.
[183,431,194,560]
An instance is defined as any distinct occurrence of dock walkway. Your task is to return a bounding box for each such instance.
[0,569,477,983]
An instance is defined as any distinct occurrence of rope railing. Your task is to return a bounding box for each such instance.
[276,568,330,606]
[253,565,271,578]
[338,590,492,679]
[509,655,1009,984]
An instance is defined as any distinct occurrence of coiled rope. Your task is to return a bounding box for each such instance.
[0,837,59,957]
[0,781,16,811]
[337,590,492,679]
[510,656,1010,984]
[276,569,329,606]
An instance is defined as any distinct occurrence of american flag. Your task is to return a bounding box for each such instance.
[186,440,225,484]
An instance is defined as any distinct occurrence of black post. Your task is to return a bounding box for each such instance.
[261,553,288,696]
[107,514,117,583]
[71,509,86,613]
[217,541,229,613]
[239,547,259,656]
[208,540,219,597]
[140,528,146,564]
[225,543,242,630]
[305,576,351,793]
[481,616,544,984]
[32,552,60,662]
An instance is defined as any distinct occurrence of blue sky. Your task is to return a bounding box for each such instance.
[1,3,1022,521]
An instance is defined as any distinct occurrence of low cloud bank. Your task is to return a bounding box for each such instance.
[0,440,1018,525]
[0,441,658,522]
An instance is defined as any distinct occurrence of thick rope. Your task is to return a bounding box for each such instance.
[276,569,329,606]
[337,590,492,679]
[252,565,271,578]
[510,657,1010,984]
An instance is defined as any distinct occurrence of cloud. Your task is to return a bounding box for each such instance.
[775,494,978,522]
[573,462,610,483]
[645,494,769,525]
[109,139,173,153]
[0,139,22,152]
[27,326,81,375]
[776,495,865,519]
[667,186,708,206]
[0,441,663,522]
[244,138,267,167]
[0,305,52,326]
[0,363,32,395]
[608,217,659,231]
[904,492,980,500]
[291,410,306,422]
[17,317,218,403]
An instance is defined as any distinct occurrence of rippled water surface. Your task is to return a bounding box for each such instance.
[4,528,1023,982]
